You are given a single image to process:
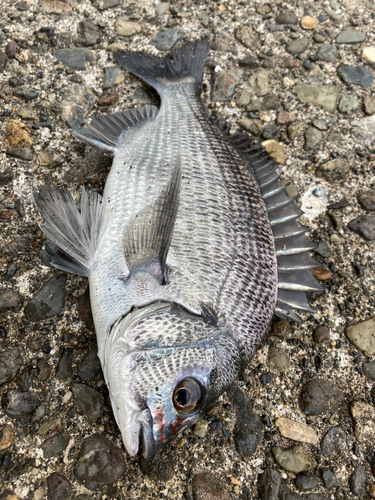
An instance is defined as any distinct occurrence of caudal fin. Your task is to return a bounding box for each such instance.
[114,39,209,94]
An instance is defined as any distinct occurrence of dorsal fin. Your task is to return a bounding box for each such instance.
[211,118,323,322]
[72,105,158,155]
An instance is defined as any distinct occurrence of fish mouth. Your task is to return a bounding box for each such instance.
[121,406,155,459]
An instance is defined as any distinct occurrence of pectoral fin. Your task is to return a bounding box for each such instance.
[122,158,181,283]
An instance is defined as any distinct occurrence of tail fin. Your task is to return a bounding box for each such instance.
[114,39,209,94]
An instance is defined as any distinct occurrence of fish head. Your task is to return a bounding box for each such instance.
[104,302,242,458]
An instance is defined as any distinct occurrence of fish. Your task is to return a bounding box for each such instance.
[32,39,324,460]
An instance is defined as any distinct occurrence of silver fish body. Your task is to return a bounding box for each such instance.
[33,40,323,459]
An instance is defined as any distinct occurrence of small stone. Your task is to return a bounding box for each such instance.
[299,378,345,415]
[321,426,347,457]
[211,68,243,102]
[275,417,318,445]
[292,84,339,112]
[5,120,33,153]
[276,12,298,24]
[337,65,373,88]
[258,468,280,500]
[321,468,340,489]
[346,317,375,355]
[261,140,285,164]
[42,432,70,459]
[193,419,209,438]
[295,471,318,491]
[272,445,316,473]
[347,215,375,241]
[364,96,375,116]
[155,2,169,15]
[351,115,375,145]
[78,21,100,46]
[38,416,62,436]
[0,427,13,451]
[72,383,104,421]
[249,70,269,97]
[1,390,40,419]
[0,290,22,313]
[314,34,326,43]
[24,275,67,322]
[286,38,309,55]
[53,49,94,71]
[370,485,375,498]
[139,449,175,481]
[338,95,359,115]
[47,472,71,500]
[267,347,291,373]
[16,107,38,120]
[192,472,232,500]
[336,30,366,44]
[0,168,13,187]
[97,91,119,107]
[287,121,304,140]
[262,124,281,141]
[318,158,349,182]
[5,42,16,59]
[261,94,281,110]
[91,0,121,10]
[235,26,258,49]
[37,359,51,381]
[56,349,73,380]
[151,29,185,51]
[115,19,141,37]
[236,91,251,107]
[103,66,124,90]
[313,326,330,343]
[74,434,126,490]
[78,349,101,381]
[351,401,375,443]
[363,360,375,381]
[301,16,319,30]
[304,127,322,150]
[280,58,299,69]
[60,86,95,128]
[316,44,337,62]
[357,190,375,211]
[277,111,296,125]
[313,119,329,130]
[311,268,333,280]
[272,319,291,339]
[362,47,375,63]
[349,465,366,497]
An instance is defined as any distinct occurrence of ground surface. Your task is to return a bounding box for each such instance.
[0,0,375,499]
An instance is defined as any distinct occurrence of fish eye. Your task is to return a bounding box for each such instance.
[173,378,204,415]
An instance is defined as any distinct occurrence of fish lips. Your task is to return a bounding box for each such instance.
[117,404,155,459]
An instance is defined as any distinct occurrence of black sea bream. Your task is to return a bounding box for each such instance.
[33,40,323,459]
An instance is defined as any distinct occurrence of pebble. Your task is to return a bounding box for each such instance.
[347,317,375,356]
[317,158,350,182]
[1,389,40,419]
[275,417,318,445]
[72,383,104,420]
[277,111,296,125]
[314,34,326,43]
[351,114,375,145]
[286,38,309,55]
[42,432,70,459]
[0,427,13,451]
[97,91,119,107]
[53,49,94,71]
[56,349,73,380]
[272,444,316,473]
[304,127,322,150]
[60,85,95,128]
[211,68,242,102]
[316,45,337,62]
[38,416,62,436]
[338,95,359,115]
[337,65,373,88]
[363,360,375,380]
[267,346,291,373]
[351,401,375,443]
[364,95,375,115]
[347,215,375,241]
[262,125,281,141]
[336,30,366,44]
[357,190,375,211]
[235,90,251,107]
[193,419,209,438]
[321,468,340,489]
[74,434,126,490]
[139,449,174,481]
[276,12,298,25]
[92,0,121,10]
[362,46,375,63]
[24,275,67,322]
[272,318,291,339]
[249,70,269,97]
[78,21,100,46]
[151,29,185,51]
[192,472,232,500]
[288,122,304,140]
[299,378,345,415]
[235,26,258,49]
[261,94,281,110]
[4,119,33,161]
[258,468,280,500]
[0,289,22,313]
[103,66,124,89]
[320,426,347,457]
[47,472,71,500]
[349,465,366,497]
[0,168,13,187]
[0,51,7,71]
[261,140,285,164]
[313,326,330,343]
[295,471,318,491]
[292,84,339,112]
[114,19,141,37]
[301,16,319,30]
[370,485,375,499]
[311,268,333,280]
[155,2,170,16]
[78,349,101,381]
